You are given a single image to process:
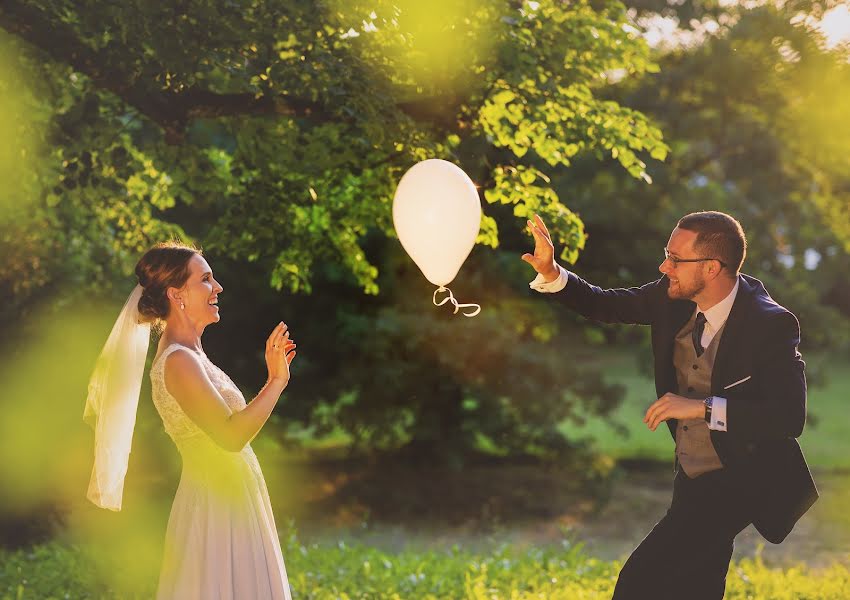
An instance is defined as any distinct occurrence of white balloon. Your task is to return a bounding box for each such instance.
[392,159,482,287]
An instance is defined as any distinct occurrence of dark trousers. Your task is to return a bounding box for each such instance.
[612,467,756,600]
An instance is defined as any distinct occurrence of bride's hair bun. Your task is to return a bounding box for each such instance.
[135,241,202,323]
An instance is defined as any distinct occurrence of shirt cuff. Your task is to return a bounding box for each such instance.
[529,264,570,293]
[709,396,727,432]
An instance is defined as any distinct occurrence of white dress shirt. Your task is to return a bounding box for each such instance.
[690,279,739,432]
[529,266,738,431]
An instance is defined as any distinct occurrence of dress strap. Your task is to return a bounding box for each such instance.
[153,343,198,370]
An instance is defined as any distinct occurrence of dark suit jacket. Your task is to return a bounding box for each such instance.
[553,271,818,543]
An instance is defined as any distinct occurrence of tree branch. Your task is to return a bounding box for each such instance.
[0,2,468,143]
[0,1,335,143]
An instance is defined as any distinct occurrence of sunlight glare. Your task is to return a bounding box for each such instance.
[819,4,850,48]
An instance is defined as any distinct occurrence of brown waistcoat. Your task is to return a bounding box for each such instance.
[674,312,725,477]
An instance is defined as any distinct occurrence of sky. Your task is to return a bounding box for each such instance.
[638,1,850,50]
[811,3,850,48]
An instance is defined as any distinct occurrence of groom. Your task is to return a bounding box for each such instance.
[523,211,818,599]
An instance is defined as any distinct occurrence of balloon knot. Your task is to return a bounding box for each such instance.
[432,286,481,317]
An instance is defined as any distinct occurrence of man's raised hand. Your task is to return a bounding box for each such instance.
[521,214,560,282]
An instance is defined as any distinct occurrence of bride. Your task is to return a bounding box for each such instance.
[84,241,296,599]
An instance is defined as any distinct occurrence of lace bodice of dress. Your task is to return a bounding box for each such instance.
[150,343,248,444]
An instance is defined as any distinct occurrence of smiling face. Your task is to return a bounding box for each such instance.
[659,227,709,301]
[170,254,224,326]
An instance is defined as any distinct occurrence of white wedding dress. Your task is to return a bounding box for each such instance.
[150,343,292,600]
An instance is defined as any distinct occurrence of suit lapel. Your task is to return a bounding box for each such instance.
[661,300,695,390]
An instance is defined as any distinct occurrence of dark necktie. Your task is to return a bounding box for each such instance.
[692,312,707,357]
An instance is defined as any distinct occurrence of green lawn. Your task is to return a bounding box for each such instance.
[2,535,848,599]
[559,350,850,470]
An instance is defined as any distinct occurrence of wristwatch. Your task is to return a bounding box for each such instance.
[703,396,713,423]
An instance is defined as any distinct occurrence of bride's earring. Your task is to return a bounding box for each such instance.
[180,301,185,310]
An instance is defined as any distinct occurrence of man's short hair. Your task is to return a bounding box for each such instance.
[677,211,747,275]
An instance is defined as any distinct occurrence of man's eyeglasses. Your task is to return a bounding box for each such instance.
[663,248,726,269]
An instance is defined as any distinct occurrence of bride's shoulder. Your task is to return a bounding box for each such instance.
[154,343,199,370]
[159,345,213,392]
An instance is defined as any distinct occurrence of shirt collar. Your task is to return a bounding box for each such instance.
[697,277,740,332]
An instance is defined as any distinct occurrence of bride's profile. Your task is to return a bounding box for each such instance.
[84,241,296,600]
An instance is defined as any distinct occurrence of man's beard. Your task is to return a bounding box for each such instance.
[667,274,706,300]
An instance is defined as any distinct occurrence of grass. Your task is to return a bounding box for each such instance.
[2,534,849,599]
[558,350,850,470]
[801,356,850,470]
[2,351,847,598]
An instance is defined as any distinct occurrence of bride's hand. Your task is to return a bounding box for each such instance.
[265,321,296,386]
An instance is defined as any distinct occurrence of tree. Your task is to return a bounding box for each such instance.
[0,0,669,459]
[0,0,666,296]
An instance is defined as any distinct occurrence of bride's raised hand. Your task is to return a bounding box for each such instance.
[265,321,296,386]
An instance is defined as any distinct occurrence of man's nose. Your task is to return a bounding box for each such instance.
[659,259,672,275]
